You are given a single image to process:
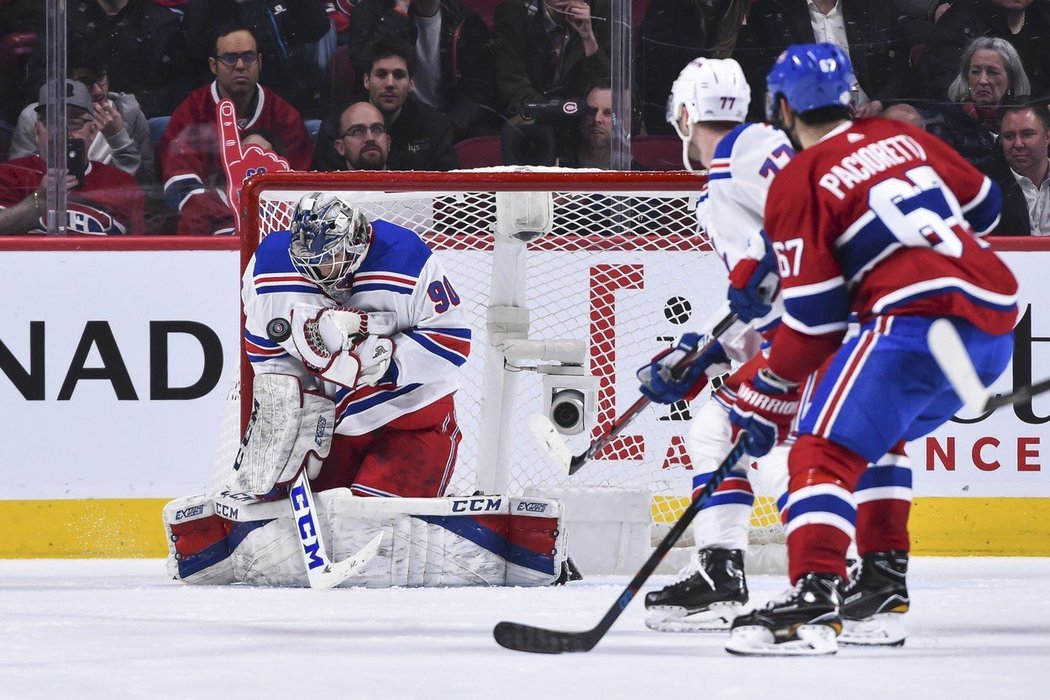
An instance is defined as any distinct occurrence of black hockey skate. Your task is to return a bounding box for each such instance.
[840,550,909,647]
[644,548,748,632]
[725,573,843,656]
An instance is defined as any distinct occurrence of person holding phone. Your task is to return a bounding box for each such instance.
[0,80,145,235]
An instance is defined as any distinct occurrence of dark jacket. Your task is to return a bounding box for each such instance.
[993,170,1034,235]
[29,0,190,118]
[492,0,611,118]
[348,0,497,138]
[386,95,459,170]
[918,0,1050,102]
[180,0,332,118]
[735,0,909,120]
[924,101,1013,182]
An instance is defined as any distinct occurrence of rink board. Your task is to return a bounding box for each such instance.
[1,237,1049,558]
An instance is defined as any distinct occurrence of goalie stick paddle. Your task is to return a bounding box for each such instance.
[928,319,1050,414]
[493,434,749,654]
[289,470,383,589]
[548,311,738,476]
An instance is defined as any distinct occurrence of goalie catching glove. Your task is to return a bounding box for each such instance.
[728,367,801,457]
[290,305,394,389]
[638,332,731,404]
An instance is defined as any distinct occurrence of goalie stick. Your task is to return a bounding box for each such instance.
[928,319,1050,414]
[529,311,739,476]
[493,433,749,654]
[289,470,383,589]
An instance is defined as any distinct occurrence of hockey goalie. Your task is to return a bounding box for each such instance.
[163,193,570,588]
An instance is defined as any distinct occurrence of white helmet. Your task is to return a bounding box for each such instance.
[667,57,751,170]
[288,192,373,294]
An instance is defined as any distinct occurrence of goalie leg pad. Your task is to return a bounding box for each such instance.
[225,492,567,587]
[163,494,236,584]
[228,373,335,497]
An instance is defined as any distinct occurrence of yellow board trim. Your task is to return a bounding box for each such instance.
[2,496,1049,558]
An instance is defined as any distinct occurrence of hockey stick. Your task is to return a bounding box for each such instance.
[928,319,1050,414]
[289,470,383,589]
[493,433,749,653]
[529,312,739,476]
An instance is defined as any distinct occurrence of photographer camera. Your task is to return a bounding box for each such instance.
[501,96,581,166]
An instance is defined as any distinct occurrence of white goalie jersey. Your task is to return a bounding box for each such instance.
[695,122,794,351]
[242,221,472,435]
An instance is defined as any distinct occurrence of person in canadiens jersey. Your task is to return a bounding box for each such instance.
[242,193,471,499]
[724,43,1018,657]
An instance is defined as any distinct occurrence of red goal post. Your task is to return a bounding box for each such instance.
[235,169,784,548]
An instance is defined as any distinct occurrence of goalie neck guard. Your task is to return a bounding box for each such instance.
[288,192,374,294]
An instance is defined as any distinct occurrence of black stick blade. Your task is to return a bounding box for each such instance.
[567,453,589,476]
[493,621,597,654]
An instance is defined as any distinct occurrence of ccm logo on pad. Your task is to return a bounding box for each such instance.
[451,496,502,513]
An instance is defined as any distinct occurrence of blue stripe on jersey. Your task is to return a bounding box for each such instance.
[879,283,1018,314]
[838,218,902,282]
[708,171,732,181]
[245,329,280,350]
[257,283,323,295]
[962,177,1001,234]
[783,283,851,332]
[352,283,413,295]
[405,329,470,366]
[357,221,432,279]
[253,230,299,274]
[712,123,751,160]
[336,382,424,416]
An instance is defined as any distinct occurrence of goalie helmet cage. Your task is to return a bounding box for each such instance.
[229,168,785,553]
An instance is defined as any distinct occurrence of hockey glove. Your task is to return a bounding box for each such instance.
[727,231,781,322]
[728,367,801,457]
[637,332,731,404]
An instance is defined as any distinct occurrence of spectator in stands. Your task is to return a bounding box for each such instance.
[0,80,145,235]
[329,101,392,170]
[637,0,746,134]
[0,0,44,126]
[919,0,1050,102]
[993,100,1050,235]
[560,78,642,168]
[179,0,334,119]
[314,36,457,170]
[28,0,190,119]
[881,102,928,129]
[924,35,1029,180]
[346,0,498,139]
[734,0,908,120]
[159,23,313,235]
[492,0,611,121]
[9,47,154,183]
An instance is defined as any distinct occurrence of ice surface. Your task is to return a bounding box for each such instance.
[1,557,1047,700]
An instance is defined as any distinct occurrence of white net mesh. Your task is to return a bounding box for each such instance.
[219,169,783,545]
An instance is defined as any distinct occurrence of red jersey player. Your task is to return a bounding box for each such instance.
[723,44,1017,656]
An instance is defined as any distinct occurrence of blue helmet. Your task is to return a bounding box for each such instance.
[765,43,855,121]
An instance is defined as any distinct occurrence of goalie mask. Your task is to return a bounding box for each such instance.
[666,57,750,171]
[288,193,373,294]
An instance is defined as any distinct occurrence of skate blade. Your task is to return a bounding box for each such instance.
[645,602,743,633]
[725,624,839,656]
[840,613,906,647]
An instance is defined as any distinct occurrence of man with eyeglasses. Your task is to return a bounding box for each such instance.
[9,48,154,183]
[331,102,393,171]
[159,22,313,235]
[0,80,145,235]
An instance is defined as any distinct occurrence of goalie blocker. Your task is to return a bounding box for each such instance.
[164,491,569,588]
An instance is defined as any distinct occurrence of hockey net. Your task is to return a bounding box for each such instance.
[223,169,784,556]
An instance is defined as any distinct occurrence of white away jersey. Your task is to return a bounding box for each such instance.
[695,122,795,351]
[242,221,471,435]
